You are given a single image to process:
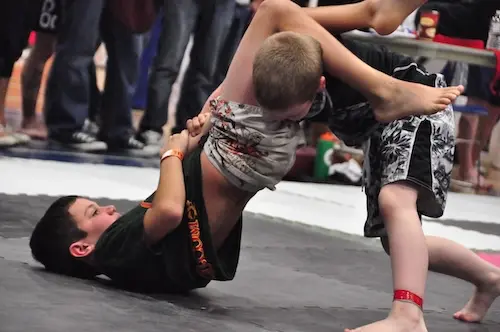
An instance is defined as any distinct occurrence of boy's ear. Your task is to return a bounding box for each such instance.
[69,241,95,258]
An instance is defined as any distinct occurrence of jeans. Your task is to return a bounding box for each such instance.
[139,0,235,134]
[214,4,252,87]
[45,0,140,142]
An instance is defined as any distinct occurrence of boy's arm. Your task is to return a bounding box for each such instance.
[143,131,190,245]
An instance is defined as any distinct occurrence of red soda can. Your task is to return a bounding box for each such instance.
[417,10,440,41]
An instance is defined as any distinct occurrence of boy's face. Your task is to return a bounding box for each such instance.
[68,198,121,258]
[266,76,327,122]
[269,100,315,122]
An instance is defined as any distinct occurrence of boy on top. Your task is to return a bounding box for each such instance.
[301,5,500,332]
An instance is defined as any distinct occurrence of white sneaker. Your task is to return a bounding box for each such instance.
[11,131,31,144]
[137,130,163,146]
[0,124,28,148]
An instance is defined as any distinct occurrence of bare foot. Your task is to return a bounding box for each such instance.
[344,315,427,332]
[371,80,464,123]
[368,0,428,35]
[21,117,48,140]
[453,272,500,323]
[345,301,427,332]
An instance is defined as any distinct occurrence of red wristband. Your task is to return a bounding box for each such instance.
[393,290,423,309]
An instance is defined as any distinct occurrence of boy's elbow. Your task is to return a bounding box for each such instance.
[144,202,185,243]
[155,203,184,227]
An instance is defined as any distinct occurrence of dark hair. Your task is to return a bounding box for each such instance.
[30,196,98,279]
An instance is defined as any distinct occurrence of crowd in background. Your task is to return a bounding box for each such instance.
[1,0,500,189]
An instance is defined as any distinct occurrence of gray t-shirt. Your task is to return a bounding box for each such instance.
[204,98,303,192]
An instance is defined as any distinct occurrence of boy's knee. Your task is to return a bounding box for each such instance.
[378,185,400,220]
[378,182,418,220]
[257,0,297,16]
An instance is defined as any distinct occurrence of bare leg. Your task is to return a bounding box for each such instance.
[474,104,500,165]
[425,236,500,323]
[0,78,19,147]
[346,183,428,332]
[381,234,500,323]
[457,113,482,184]
[0,78,7,125]
[303,0,425,35]
[261,0,463,123]
[369,0,427,35]
[20,32,55,140]
[303,1,378,34]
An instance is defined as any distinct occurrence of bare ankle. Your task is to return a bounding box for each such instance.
[481,270,500,289]
[390,301,424,325]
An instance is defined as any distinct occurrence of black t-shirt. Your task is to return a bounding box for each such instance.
[92,194,174,293]
[93,192,209,293]
[93,147,243,293]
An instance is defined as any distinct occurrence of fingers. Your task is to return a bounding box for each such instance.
[186,113,209,137]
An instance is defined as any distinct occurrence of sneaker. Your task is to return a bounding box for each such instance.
[108,136,160,158]
[136,130,163,146]
[82,119,100,137]
[51,131,107,152]
[11,131,31,145]
[0,125,17,148]
[0,124,30,147]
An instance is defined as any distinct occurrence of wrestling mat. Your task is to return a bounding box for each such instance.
[0,193,499,331]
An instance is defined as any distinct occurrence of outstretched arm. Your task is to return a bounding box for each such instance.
[143,131,190,244]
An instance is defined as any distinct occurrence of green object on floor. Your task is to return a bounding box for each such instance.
[314,133,337,180]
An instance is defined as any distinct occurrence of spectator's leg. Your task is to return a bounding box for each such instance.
[137,0,199,143]
[21,32,55,140]
[457,65,494,186]
[213,3,252,88]
[457,109,482,184]
[133,10,164,111]
[174,0,235,132]
[44,0,107,151]
[99,6,157,157]
[0,0,37,147]
[88,61,101,123]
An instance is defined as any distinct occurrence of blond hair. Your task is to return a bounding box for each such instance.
[252,31,323,110]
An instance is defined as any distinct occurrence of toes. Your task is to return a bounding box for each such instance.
[443,92,458,101]
[453,311,480,324]
[438,98,452,106]
[445,86,463,95]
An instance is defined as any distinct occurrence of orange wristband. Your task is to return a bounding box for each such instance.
[160,149,184,163]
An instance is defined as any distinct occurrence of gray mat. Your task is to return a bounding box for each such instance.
[0,194,499,332]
